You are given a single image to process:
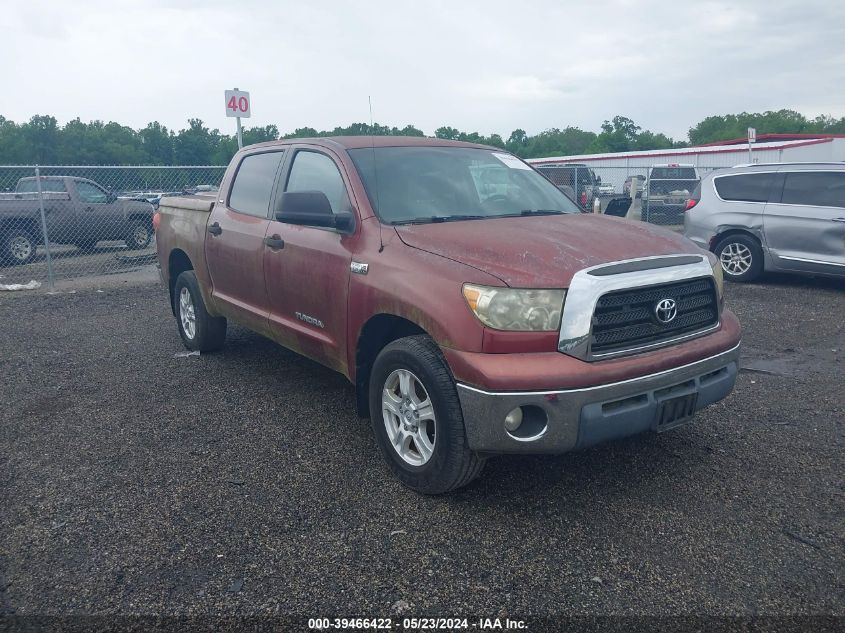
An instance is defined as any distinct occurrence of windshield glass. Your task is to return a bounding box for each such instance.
[349,147,581,224]
[650,167,697,179]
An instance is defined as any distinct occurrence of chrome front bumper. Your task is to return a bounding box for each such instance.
[456,342,740,454]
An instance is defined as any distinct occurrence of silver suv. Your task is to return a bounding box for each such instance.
[684,163,845,282]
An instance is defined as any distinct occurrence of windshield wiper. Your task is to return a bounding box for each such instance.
[517,209,565,216]
[392,214,488,225]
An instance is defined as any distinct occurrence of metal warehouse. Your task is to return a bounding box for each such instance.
[526,133,845,192]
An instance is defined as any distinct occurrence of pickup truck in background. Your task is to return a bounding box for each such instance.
[642,164,701,225]
[534,163,600,210]
[0,176,155,265]
[155,137,741,494]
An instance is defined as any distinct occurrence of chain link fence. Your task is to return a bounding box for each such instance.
[1,160,739,290]
[0,166,225,289]
[534,164,733,226]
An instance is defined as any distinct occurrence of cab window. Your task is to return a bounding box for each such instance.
[228,151,285,217]
[285,151,349,214]
[76,181,109,203]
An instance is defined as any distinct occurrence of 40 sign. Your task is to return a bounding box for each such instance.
[224,90,251,118]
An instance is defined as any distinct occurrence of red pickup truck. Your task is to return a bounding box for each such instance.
[155,137,741,494]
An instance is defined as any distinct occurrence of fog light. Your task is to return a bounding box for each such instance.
[504,407,524,432]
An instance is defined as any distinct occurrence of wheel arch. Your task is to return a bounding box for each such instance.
[354,313,430,418]
[167,249,194,316]
[1,217,41,242]
[710,227,762,252]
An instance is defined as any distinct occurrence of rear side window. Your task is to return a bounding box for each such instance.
[228,151,284,217]
[714,173,774,202]
[285,151,349,213]
[781,172,845,208]
[16,179,67,193]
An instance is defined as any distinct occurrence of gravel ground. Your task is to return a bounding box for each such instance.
[1,274,843,626]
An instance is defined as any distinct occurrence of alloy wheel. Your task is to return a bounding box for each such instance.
[179,287,197,339]
[10,236,33,262]
[381,368,436,467]
[720,242,752,276]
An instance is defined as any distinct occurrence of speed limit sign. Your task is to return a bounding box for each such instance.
[224,89,251,118]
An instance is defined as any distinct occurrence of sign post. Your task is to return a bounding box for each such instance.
[225,88,251,149]
[747,127,756,164]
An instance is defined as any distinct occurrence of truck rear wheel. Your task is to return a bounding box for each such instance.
[368,335,485,494]
[2,229,37,265]
[173,271,226,352]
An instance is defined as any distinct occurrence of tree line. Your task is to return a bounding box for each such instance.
[1,109,843,166]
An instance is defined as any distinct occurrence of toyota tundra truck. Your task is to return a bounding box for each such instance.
[155,137,741,494]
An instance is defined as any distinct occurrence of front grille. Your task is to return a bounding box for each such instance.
[590,277,718,356]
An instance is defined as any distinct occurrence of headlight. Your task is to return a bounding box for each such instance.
[462,284,565,331]
[708,254,724,304]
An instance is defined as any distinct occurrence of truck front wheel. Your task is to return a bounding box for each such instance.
[173,271,227,352]
[368,335,485,494]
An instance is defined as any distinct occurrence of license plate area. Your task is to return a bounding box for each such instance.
[655,393,698,431]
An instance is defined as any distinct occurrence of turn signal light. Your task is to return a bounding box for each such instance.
[152,212,161,232]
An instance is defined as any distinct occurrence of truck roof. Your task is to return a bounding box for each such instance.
[245,135,498,152]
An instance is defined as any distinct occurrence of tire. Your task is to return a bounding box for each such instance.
[714,234,763,282]
[368,335,485,494]
[125,218,152,250]
[2,228,37,265]
[75,239,98,252]
[173,270,226,352]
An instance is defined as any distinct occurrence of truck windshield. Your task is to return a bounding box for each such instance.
[349,147,581,224]
[650,167,697,179]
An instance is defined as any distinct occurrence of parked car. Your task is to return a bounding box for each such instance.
[535,163,600,210]
[156,137,740,494]
[0,176,155,264]
[684,162,845,282]
[624,174,646,197]
[642,164,700,224]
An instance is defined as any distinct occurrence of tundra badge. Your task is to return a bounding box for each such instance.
[295,312,325,329]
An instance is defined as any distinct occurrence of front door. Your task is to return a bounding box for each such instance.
[205,150,285,334]
[73,179,123,241]
[764,170,845,275]
[263,149,355,374]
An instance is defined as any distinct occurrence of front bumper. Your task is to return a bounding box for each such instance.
[456,342,740,454]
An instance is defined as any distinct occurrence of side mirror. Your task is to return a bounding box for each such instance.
[276,191,355,232]
[107,192,117,203]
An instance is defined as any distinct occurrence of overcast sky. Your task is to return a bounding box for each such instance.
[2,0,844,141]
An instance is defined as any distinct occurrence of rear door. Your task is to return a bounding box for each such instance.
[763,170,845,275]
[263,147,356,374]
[205,149,286,333]
[17,177,76,243]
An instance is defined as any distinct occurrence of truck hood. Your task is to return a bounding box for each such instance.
[395,214,702,287]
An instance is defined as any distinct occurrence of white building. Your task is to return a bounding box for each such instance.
[526,134,845,192]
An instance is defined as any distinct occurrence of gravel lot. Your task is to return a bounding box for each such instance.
[1,274,843,625]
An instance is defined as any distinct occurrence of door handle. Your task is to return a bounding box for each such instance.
[207,222,222,236]
[86,206,94,212]
[832,217,845,223]
[263,234,285,250]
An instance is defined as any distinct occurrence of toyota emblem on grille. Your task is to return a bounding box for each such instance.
[654,298,678,324]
